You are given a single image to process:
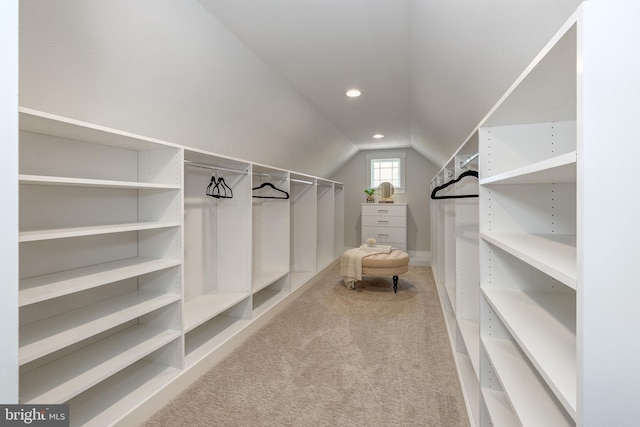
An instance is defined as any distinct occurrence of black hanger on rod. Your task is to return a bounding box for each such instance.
[430,170,479,200]
[252,182,290,199]
[206,169,233,199]
[217,174,233,199]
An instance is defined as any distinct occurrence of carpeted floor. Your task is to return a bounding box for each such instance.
[142,264,469,427]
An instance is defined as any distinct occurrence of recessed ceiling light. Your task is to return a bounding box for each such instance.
[373,134,384,139]
[345,89,362,98]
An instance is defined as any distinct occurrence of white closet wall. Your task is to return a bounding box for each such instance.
[431,2,640,426]
[13,108,344,426]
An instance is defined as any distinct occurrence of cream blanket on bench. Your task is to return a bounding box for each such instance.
[341,245,393,289]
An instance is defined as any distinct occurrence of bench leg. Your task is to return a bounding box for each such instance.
[393,275,398,293]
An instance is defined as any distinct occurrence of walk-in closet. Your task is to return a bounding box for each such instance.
[4,0,640,426]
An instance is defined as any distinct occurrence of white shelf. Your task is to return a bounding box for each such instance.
[289,270,314,290]
[19,108,178,152]
[445,284,456,315]
[252,270,288,293]
[19,221,181,242]
[482,288,576,417]
[185,316,251,367]
[480,151,576,185]
[482,337,572,427]
[20,324,180,404]
[19,257,181,307]
[435,282,457,346]
[459,319,480,377]
[68,360,180,427]
[457,353,480,427]
[183,292,250,333]
[482,389,519,427]
[480,232,576,289]
[253,288,287,318]
[19,174,181,190]
[19,290,180,365]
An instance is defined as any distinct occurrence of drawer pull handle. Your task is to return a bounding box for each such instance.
[378,220,389,224]
[378,210,389,214]
[378,234,389,238]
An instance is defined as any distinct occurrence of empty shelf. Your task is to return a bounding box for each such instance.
[480,151,576,185]
[482,389,519,427]
[482,288,576,417]
[184,292,251,333]
[20,221,181,242]
[481,232,576,289]
[19,174,180,190]
[482,337,573,426]
[20,324,180,404]
[19,257,181,307]
[67,360,180,427]
[458,319,480,377]
[20,290,180,365]
[252,270,288,293]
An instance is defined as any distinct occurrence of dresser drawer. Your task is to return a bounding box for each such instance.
[362,226,406,244]
[361,205,406,217]
[362,215,405,227]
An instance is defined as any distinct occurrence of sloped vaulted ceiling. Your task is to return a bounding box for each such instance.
[199,0,582,168]
[19,1,583,178]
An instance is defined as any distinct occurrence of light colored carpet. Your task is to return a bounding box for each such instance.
[142,264,470,427]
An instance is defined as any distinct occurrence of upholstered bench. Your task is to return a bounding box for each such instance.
[341,248,410,293]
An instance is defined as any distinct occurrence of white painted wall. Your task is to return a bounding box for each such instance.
[0,0,19,404]
[331,148,439,252]
[19,0,357,178]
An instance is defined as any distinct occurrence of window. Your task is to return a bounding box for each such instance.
[371,158,400,187]
[366,150,406,193]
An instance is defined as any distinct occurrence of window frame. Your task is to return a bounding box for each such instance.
[365,150,406,194]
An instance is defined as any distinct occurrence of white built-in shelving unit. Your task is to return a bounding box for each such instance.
[431,134,481,426]
[290,172,318,290]
[183,149,252,367]
[18,109,184,426]
[316,178,335,270]
[430,2,640,426]
[333,183,345,258]
[251,164,291,317]
[14,108,344,426]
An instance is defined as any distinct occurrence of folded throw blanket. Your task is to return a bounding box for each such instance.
[341,245,393,289]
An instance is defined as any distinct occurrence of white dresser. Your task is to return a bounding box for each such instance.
[361,203,407,250]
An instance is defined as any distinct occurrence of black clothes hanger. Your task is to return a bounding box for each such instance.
[206,170,233,199]
[217,176,233,199]
[430,170,479,200]
[252,182,290,199]
[205,173,219,198]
